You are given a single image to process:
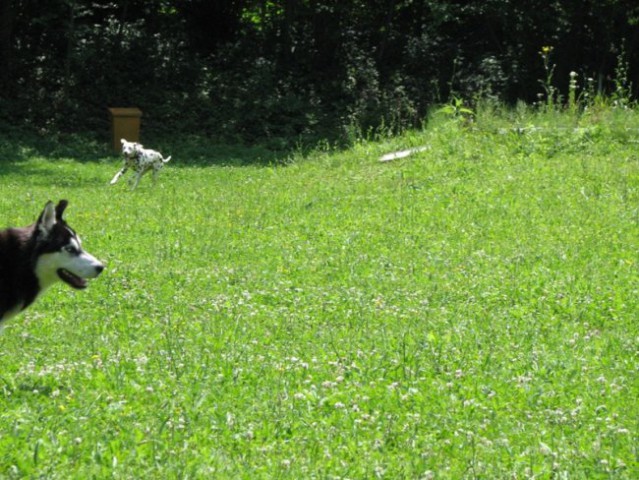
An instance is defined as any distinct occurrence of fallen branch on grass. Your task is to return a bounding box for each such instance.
[379,146,429,163]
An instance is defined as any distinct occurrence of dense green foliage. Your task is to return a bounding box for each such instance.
[1,105,639,477]
[1,0,638,144]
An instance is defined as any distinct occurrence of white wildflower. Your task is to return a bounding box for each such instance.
[539,442,554,456]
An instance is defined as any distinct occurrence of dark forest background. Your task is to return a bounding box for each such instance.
[1,0,638,146]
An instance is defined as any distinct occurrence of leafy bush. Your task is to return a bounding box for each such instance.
[0,1,637,149]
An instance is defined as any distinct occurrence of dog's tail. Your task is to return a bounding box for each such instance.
[163,155,172,163]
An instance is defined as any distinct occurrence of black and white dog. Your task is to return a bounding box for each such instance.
[110,139,172,189]
[0,200,104,323]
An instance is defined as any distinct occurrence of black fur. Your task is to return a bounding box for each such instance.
[0,224,41,317]
[0,200,75,321]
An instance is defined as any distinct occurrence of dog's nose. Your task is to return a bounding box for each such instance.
[95,264,105,275]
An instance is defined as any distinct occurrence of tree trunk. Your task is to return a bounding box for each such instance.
[62,1,76,102]
[0,0,15,92]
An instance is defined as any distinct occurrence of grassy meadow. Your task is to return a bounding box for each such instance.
[1,106,639,478]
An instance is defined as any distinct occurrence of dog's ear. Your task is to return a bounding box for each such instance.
[121,138,126,144]
[37,201,57,236]
[55,200,68,220]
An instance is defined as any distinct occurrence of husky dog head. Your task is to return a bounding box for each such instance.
[34,200,104,292]
[121,138,142,160]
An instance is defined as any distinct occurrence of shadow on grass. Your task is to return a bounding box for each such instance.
[0,375,67,399]
[0,157,108,187]
[0,130,302,170]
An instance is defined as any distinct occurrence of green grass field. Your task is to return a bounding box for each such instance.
[2,107,639,478]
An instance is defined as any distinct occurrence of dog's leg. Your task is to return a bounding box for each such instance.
[152,168,160,185]
[110,167,127,185]
[130,171,142,190]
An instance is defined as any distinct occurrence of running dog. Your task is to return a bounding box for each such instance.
[0,200,104,323]
[110,139,172,189]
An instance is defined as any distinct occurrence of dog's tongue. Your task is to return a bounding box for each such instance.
[57,269,88,289]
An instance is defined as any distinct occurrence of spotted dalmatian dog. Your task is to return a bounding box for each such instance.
[110,139,172,189]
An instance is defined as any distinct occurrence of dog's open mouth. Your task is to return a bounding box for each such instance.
[57,269,88,289]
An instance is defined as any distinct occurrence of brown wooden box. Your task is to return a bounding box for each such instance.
[108,107,142,152]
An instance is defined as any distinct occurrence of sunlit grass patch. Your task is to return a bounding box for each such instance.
[1,108,639,477]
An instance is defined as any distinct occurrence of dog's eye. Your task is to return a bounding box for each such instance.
[64,245,79,254]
